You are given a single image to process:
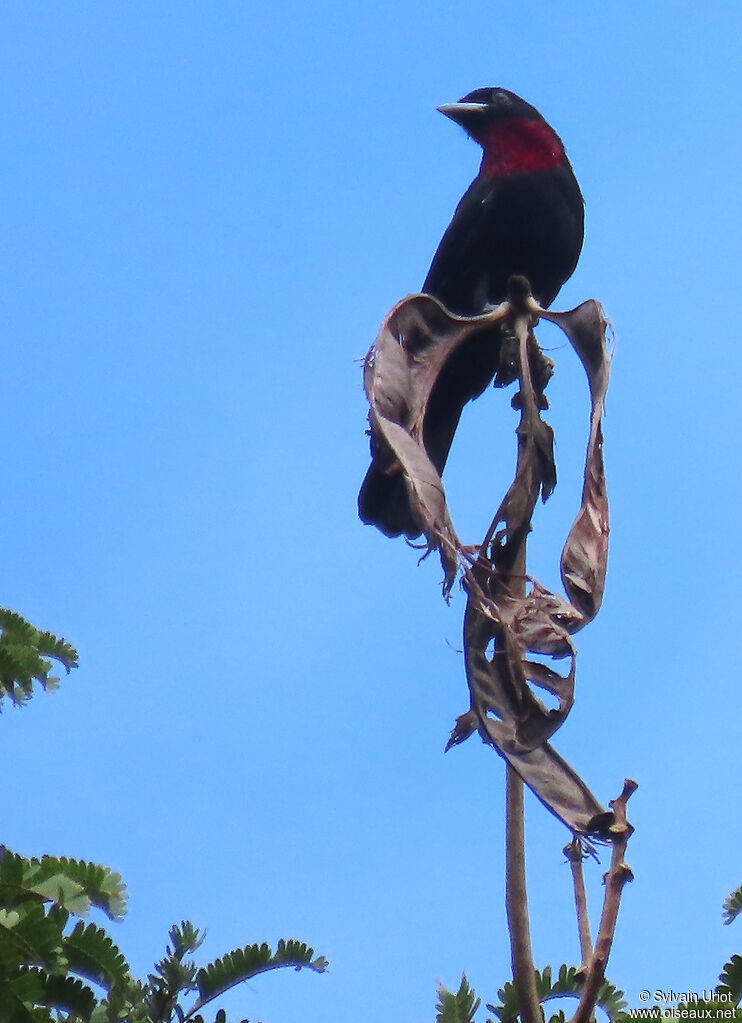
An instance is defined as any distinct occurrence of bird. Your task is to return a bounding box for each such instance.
[358,87,584,539]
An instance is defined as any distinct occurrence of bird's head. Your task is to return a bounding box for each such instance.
[437,87,568,179]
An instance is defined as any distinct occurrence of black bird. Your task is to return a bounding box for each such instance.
[359,87,584,538]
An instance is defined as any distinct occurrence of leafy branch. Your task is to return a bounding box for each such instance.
[718,954,742,1005]
[0,621,327,1021]
[140,923,328,1023]
[436,965,627,1023]
[725,885,742,926]
[0,847,328,1023]
[0,607,77,710]
[0,849,129,1022]
[488,963,626,1023]
[189,937,328,1020]
[436,975,480,1023]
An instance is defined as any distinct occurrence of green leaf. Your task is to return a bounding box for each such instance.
[0,851,27,904]
[487,964,626,1022]
[22,856,127,921]
[274,938,328,972]
[142,922,206,1022]
[169,920,205,959]
[0,902,65,977]
[195,938,327,1007]
[37,972,97,1019]
[208,1011,251,1023]
[719,954,742,1005]
[724,886,742,926]
[0,967,47,1022]
[0,608,77,710]
[436,974,481,1023]
[63,920,130,993]
[547,1011,567,1023]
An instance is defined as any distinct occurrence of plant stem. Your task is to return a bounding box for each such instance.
[503,310,542,1023]
[505,764,542,1023]
[571,780,636,1023]
[564,838,593,968]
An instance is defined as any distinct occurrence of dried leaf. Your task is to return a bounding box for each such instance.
[475,318,558,579]
[359,294,510,592]
[449,300,614,834]
[458,572,575,755]
[541,301,612,622]
[358,290,615,835]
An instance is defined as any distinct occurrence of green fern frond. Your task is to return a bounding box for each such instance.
[0,967,48,1023]
[139,919,204,1019]
[194,942,275,1002]
[718,954,742,1005]
[487,964,626,1022]
[0,850,28,904]
[274,937,327,970]
[0,902,65,975]
[36,971,97,1019]
[63,920,130,993]
[547,1011,567,1023]
[145,952,198,1018]
[168,920,205,959]
[0,854,131,1019]
[0,608,78,710]
[724,886,742,926]
[195,938,327,1007]
[23,856,127,920]
[436,974,481,1023]
[197,1010,250,1023]
[596,979,627,1018]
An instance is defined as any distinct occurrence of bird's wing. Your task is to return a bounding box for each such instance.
[422,177,506,316]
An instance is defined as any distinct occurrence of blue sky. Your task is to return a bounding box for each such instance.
[2,2,741,1019]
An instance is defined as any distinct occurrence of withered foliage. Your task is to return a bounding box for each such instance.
[361,291,613,835]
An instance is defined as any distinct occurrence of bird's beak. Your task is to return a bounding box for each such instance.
[436,101,490,125]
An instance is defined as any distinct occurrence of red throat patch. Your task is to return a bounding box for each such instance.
[479,117,565,178]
